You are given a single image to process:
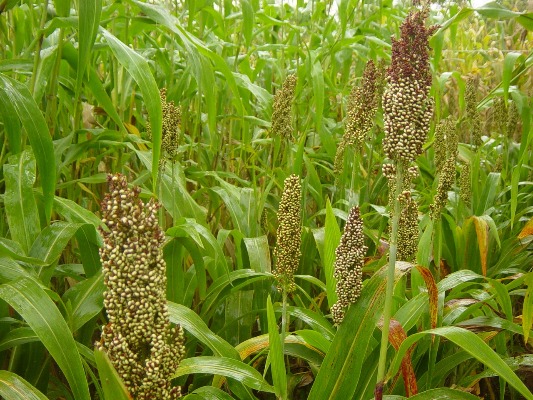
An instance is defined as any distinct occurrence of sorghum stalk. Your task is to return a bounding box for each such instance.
[376,5,437,395]
[97,174,185,399]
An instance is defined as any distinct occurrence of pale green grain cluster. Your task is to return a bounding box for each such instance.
[273,174,302,292]
[334,60,379,176]
[397,191,419,262]
[271,74,297,140]
[147,88,181,160]
[465,76,482,147]
[430,118,457,220]
[460,162,471,206]
[331,206,366,325]
[97,174,185,399]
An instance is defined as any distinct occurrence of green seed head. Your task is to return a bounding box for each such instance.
[273,174,302,293]
[97,173,185,399]
[271,75,297,141]
[331,206,366,325]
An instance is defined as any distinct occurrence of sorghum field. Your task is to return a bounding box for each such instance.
[0,0,532,399]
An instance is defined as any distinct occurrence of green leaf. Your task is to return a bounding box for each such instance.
[3,151,41,254]
[308,263,412,400]
[0,75,56,222]
[100,28,161,192]
[168,302,239,359]
[53,196,103,227]
[75,224,102,277]
[502,52,523,103]
[382,388,481,399]
[0,327,39,352]
[29,222,82,265]
[524,273,533,344]
[324,199,340,308]
[63,272,105,332]
[184,386,234,400]
[266,295,287,399]
[243,236,271,273]
[94,348,132,400]
[77,0,102,96]
[0,370,49,400]
[0,278,90,400]
[173,357,275,393]
[389,327,533,400]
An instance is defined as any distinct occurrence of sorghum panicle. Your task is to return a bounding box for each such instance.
[465,76,482,147]
[397,191,419,262]
[271,74,297,141]
[430,118,458,219]
[331,206,366,325]
[460,162,471,206]
[382,8,437,165]
[334,60,379,176]
[273,174,302,293]
[97,174,185,399]
[147,89,181,160]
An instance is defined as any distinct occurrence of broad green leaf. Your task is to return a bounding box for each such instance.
[389,327,533,400]
[3,151,40,253]
[0,278,90,400]
[0,87,22,153]
[241,0,254,47]
[94,348,132,400]
[75,224,102,277]
[0,327,39,352]
[62,43,125,132]
[382,388,481,399]
[173,356,275,393]
[0,239,47,267]
[77,0,102,95]
[0,75,55,222]
[524,273,533,344]
[502,52,523,103]
[100,28,161,191]
[29,222,82,265]
[266,295,287,399]
[63,272,105,332]
[53,196,103,227]
[168,302,239,359]
[0,370,48,400]
[324,199,340,308]
[308,263,412,400]
[243,236,271,273]
[184,386,234,400]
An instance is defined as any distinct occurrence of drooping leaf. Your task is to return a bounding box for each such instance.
[0,278,91,400]
[0,370,49,400]
[0,75,55,222]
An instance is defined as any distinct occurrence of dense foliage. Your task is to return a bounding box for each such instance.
[0,0,532,399]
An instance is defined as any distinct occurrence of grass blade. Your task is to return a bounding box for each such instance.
[0,278,90,400]
[94,348,132,400]
[389,327,533,400]
[0,75,55,222]
[173,356,275,394]
[100,28,161,191]
[76,0,102,96]
[266,295,287,399]
[0,370,49,400]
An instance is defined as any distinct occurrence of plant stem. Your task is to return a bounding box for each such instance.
[376,162,404,391]
[280,288,288,357]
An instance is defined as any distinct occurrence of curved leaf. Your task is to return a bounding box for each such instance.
[94,348,132,400]
[173,356,275,393]
[0,370,49,400]
[100,28,161,191]
[0,74,55,222]
[0,278,90,400]
[389,327,533,400]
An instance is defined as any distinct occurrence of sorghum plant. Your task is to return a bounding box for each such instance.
[97,174,185,399]
[430,118,458,220]
[331,206,366,325]
[465,75,482,147]
[271,74,297,141]
[376,4,437,394]
[334,60,379,177]
[147,88,181,160]
[273,174,302,293]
